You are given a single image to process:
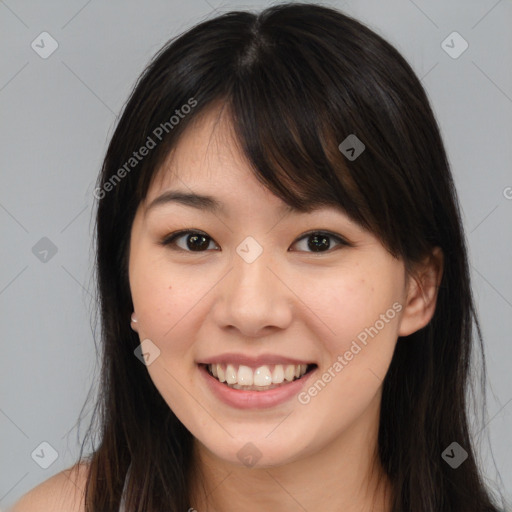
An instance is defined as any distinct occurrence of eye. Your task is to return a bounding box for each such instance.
[290,230,350,253]
[161,229,350,254]
[161,230,219,252]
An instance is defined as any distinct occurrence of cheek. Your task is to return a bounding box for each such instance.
[304,264,402,357]
[295,267,402,428]
[129,251,185,341]
[130,252,220,358]
[129,256,203,410]
[300,265,405,422]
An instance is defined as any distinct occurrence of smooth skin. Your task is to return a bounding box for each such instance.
[128,107,443,512]
[11,106,443,512]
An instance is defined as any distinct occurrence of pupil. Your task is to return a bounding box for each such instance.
[185,233,330,252]
[187,234,209,251]
[308,234,330,252]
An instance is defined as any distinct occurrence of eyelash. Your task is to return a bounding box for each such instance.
[160,229,351,254]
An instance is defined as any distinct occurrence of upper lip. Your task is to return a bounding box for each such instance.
[197,353,315,367]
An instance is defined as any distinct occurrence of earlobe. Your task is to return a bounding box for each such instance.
[131,312,138,332]
[398,247,444,337]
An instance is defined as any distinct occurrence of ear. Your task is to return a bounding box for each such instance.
[398,247,444,337]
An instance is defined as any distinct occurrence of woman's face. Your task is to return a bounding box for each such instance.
[128,109,418,469]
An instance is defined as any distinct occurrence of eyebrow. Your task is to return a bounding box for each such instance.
[147,191,223,214]
[145,190,296,216]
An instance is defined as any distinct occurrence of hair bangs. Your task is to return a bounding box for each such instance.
[231,75,374,219]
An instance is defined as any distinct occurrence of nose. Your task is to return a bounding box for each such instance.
[211,242,294,338]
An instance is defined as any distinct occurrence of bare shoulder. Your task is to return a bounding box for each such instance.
[9,461,90,512]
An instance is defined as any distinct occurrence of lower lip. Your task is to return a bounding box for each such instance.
[198,364,317,409]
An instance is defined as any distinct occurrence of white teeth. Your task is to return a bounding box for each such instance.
[254,366,272,386]
[237,365,253,386]
[207,363,309,387]
[284,365,296,381]
[225,364,237,384]
[271,364,284,384]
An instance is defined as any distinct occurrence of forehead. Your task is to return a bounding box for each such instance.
[147,106,249,196]
[143,107,309,220]
[142,105,352,220]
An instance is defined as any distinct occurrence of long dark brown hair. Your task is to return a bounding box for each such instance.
[74,3,506,511]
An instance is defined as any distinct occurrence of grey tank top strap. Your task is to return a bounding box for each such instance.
[118,463,131,512]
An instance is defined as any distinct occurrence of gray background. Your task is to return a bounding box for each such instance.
[1,0,511,509]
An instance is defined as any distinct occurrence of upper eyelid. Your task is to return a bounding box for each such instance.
[289,232,350,252]
[162,229,352,249]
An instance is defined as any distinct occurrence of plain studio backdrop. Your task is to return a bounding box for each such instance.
[0,0,511,509]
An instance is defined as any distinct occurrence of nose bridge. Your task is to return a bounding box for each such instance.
[231,234,278,303]
[237,249,269,291]
[214,235,293,335]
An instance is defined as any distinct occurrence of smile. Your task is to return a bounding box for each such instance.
[198,362,317,409]
[206,363,313,390]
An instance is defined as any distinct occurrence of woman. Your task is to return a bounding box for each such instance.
[12,2,507,511]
